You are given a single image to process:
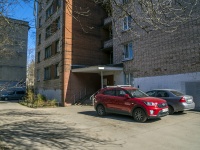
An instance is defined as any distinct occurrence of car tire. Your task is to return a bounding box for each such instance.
[133,108,147,123]
[179,111,184,113]
[96,105,106,116]
[5,97,8,101]
[168,106,174,115]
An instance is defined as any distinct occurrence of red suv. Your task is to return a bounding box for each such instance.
[94,86,169,122]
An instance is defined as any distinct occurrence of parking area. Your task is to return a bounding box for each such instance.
[0,101,200,150]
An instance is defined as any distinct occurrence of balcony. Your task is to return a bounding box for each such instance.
[104,17,112,25]
[101,39,113,52]
[104,39,113,48]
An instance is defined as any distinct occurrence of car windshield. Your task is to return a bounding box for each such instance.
[126,89,149,98]
[170,90,184,96]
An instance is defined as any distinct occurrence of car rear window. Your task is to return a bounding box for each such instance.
[170,90,184,96]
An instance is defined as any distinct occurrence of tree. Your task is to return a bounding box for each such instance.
[26,59,35,90]
[94,0,199,34]
[0,0,31,58]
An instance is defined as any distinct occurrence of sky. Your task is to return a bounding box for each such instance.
[9,1,36,61]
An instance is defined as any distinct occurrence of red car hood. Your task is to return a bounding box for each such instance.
[132,97,166,103]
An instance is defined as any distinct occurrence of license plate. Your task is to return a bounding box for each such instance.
[162,108,168,112]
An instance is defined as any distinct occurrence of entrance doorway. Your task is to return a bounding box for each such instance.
[103,75,114,87]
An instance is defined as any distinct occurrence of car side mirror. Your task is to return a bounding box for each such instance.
[124,94,131,99]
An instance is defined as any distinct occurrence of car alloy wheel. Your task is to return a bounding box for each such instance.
[5,97,8,101]
[133,108,147,122]
[97,105,106,116]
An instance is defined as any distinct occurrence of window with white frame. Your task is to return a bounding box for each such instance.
[123,42,133,60]
[123,16,132,31]
[55,17,60,30]
[37,69,40,81]
[44,66,51,80]
[124,73,133,86]
[45,45,51,59]
[46,4,53,19]
[46,25,52,38]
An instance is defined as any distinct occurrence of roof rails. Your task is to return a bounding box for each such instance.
[106,85,131,88]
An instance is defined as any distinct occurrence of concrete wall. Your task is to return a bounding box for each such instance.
[0,18,29,83]
[134,72,200,109]
[38,89,61,103]
[0,66,26,81]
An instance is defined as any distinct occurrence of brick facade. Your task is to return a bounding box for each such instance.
[35,0,109,105]
[112,4,200,78]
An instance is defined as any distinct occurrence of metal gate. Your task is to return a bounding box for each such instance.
[185,82,200,110]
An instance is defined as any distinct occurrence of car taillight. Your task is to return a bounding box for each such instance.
[179,97,186,103]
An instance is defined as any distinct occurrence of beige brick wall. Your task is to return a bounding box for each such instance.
[35,0,63,90]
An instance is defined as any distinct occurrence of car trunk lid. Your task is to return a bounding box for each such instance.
[183,95,193,104]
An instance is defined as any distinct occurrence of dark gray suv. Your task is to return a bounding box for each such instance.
[0,90,25,100]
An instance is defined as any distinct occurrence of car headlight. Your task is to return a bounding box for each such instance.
[143,101,157,106]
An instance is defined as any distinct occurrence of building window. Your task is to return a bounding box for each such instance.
[46,4,53,19]
[123,16,132,31]
[44,66,51,80]
[38,34,41,45]
[55,40,60,53]
[123,42,133,60]
[37,52,41,63]
[38,17,42,27]
[45,45,51,59]
[46,25,51,38]
[124,73,133,86]
[122,0,129,4]
[37,69,40,81]
[55,63,59,78]
[56,0,61,8]
[55,17,60,30]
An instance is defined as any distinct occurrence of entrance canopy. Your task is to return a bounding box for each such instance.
[72,66,122,73]
[72,65,123,88]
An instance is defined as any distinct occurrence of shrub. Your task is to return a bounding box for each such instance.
[48,99,57,106]
[35,94,46,107]
[20,92,58,108]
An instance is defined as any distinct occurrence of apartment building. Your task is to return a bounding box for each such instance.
[0,17,29,89]
[35,0,124,106]
[111,1,200,109]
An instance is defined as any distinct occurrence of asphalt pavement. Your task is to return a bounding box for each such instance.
[0,101,200,150]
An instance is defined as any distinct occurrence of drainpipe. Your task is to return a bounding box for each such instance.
[101,71,103,89]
